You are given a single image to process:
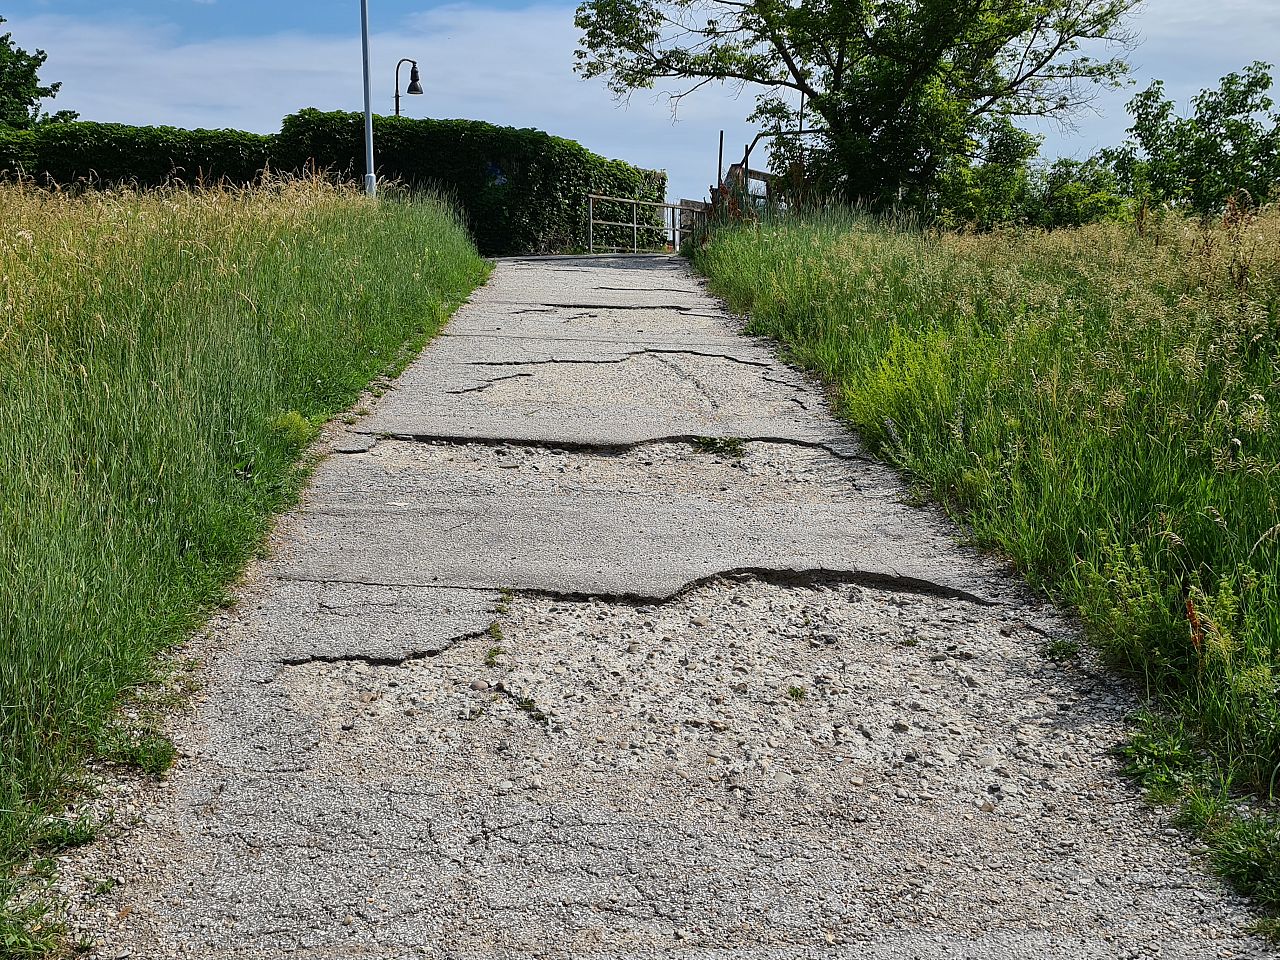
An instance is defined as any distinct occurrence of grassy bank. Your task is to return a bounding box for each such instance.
[0,180,488,952]
[693,208,1280,919]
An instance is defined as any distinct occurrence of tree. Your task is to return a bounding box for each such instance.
[0,17,77,129]
[1022,156,1126,227]
[935,117,1039,228]
[575,0,1138,207]
[1104,62,1280,215]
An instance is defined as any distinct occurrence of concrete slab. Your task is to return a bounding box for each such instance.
[358,254,844,451]
[276,440,987,602]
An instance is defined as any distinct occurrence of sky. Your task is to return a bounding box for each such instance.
[4,0,1279,202]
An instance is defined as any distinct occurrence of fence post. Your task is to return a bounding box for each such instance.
[588,196,594,254]
[632,201,638,253]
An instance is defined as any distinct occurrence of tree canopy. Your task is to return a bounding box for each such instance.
[1104,61,1280,215]
[1,17,76,130]
[575,0,1139,205]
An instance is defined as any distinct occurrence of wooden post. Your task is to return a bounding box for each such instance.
[632,201,638,253]
[588,195,594,254]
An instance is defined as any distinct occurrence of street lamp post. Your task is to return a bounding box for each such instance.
[395,59,424,117]
[359,0,376,197]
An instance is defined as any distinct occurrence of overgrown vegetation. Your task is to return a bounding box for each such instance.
[0,180,488,951]
[0,110,666,255]
[693,206,1280,916]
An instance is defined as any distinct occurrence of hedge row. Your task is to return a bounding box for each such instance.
[0,110,666,255]
[0,122,273,187]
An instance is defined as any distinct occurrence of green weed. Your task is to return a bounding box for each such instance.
[692,436,746,457]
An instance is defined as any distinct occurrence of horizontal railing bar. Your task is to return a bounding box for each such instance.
[591,220,669,230]
[588,194,706,212]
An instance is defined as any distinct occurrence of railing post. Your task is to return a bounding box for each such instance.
[632,201,638,253]
[588,196,594,254]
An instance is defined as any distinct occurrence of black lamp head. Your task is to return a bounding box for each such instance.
[407,63,424,96]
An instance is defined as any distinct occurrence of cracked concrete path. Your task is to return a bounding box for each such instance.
[62,255,1268,959]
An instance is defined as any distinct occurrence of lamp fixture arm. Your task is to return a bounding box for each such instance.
[394,58,418,116]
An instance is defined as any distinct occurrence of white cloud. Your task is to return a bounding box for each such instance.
[10,0,1280,196]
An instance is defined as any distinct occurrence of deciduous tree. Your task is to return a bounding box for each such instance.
[1,17,77,130]
[575,0,1138,206]
[1105,62,1280,215]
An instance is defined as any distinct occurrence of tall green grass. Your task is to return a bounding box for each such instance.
[0,180,488,951]
[693,207,1280,916]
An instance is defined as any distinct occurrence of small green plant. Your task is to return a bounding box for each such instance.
[692,436,746,458]
[786,685,808,702]
[95,727,177,776]
[488,622,506,644]
[1041,637,1082,661]
[0,892,61,958]
[484,646,506,667]
[33,817,96,853]
[91,878,118,897]
[271,410,316,449]
[514,696,549,725]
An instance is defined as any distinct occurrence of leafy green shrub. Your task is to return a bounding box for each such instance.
[0,121,272,185]
[274,109,666,254]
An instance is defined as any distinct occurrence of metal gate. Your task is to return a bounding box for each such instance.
[587,194,708,254]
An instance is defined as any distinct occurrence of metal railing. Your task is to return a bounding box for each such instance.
[587,194,707,254]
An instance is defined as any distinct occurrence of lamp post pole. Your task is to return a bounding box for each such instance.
[359,0,376,197]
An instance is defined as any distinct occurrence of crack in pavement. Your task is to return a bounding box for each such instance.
[444,372,535,395]
[274,566,997,607]
[485,301,713,314]
[355,433,870,463]
[461,347,773,369]
[277,625,497,669]
[653,354,721,408]
[593,286,698,294]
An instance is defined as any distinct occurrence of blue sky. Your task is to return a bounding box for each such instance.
[5,1,1279,201]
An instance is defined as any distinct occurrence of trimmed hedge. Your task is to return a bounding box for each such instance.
[0,122,272,186]
[276,110,665,254]
[0,110,667,255]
